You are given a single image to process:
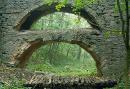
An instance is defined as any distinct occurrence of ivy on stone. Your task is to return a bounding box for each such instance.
[43,0,101,12]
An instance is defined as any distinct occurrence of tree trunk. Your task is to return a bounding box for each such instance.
[125,0,129,89]
[77,47,81,60]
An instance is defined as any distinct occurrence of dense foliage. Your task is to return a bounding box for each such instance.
[43,0,101,11]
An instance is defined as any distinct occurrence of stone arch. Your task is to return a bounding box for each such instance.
[14,3,101,31]
[12,29,102,76]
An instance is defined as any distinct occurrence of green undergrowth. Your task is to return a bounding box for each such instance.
[27,61,97,77]
[26,43,97,77]
[0,80,25,89]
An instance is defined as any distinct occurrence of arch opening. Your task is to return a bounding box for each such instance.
[31,12,92,30]
[27,42,98,76]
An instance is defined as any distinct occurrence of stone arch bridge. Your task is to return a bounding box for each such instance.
[0,0,127,80]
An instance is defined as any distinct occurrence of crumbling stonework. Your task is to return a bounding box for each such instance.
[0,0,127,80]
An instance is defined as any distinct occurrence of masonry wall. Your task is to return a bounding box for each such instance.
[0,0,127,80]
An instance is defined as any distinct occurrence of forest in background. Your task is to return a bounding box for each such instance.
[27,12,97,76]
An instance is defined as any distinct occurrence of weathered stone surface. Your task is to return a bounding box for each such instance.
[0,0,128,80]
